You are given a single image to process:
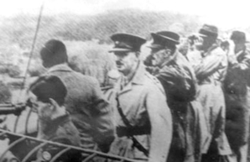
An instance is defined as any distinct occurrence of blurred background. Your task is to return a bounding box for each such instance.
[0,0,248,99]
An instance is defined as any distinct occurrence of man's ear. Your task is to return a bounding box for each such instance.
[164,48,172,56]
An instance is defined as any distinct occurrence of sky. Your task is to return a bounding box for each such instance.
[0,0,249,30]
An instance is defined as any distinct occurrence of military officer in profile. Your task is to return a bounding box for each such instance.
[108,33,172,162]
[146,31,208,162]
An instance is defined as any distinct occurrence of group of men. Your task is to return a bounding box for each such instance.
[26,23,250,162]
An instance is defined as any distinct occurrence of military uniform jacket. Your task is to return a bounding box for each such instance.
[109,62,172,162]
[43,64,115,152]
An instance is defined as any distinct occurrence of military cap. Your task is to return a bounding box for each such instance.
[199,24,218,37]
[30,75,67,106]
[109,33,146,52]
[148,31,180,49]
[230,30,247,42]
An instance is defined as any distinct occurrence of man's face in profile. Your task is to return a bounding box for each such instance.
[114,51,138,75]
[150,47,172,67]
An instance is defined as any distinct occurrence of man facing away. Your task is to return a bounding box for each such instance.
[108,33,172,162]
[38,39,115,152]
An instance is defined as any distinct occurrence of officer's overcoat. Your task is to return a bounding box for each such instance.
[109,62,172,162]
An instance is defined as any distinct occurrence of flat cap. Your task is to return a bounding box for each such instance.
[30,75,67,106]
[109,33,146,52]
[149,31,180,49]
[199,24,218,37]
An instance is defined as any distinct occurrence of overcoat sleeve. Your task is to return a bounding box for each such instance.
[90,79,115,152]
[156,65,196,102]
[146,85,172,162]
[194,51,226,81]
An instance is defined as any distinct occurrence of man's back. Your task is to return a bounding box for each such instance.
[45,64,115,151]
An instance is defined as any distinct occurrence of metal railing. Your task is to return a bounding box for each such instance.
[0,93,145,162]
[0,129,140,162]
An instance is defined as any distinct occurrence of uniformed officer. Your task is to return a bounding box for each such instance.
[38,39,115,152]
[108,33,172,162]
[146,31,208,162]
[188,24,233,162]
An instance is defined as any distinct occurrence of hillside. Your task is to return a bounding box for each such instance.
[0,9,201,84]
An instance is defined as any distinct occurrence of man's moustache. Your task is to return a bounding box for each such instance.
[116,61,123,65]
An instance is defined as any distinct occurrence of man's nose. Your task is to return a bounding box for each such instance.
[115,55,123,61]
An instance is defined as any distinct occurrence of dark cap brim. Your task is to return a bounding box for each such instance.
[199,29,218,37]
[190,33,207,38]
[147,44,163,49]
[108,48,133,53]
[198,33,207,37]
[151,32,180,45]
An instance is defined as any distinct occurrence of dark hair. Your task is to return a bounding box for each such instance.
[30,76,67,106]
[40,39,68,66]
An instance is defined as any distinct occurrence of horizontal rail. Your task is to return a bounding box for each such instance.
[0,136,26,161]
[0,129,143,162]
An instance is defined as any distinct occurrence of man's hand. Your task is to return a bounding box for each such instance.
[13,103,26,116]
[49,98,60,109]
[224,39,238,64]
[188,33,204,46]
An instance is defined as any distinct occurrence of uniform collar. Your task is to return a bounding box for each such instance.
[47,63,72,73]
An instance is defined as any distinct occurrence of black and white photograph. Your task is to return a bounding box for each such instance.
[0,0,249,162]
